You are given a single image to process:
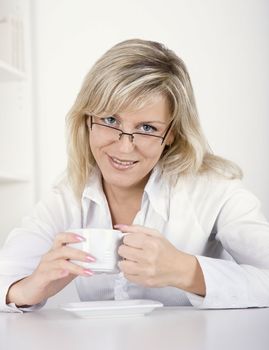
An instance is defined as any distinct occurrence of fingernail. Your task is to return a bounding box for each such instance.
[75,234,85,242]
[85,255,95,262]
[114,224,127,228]
[83,269,94,276]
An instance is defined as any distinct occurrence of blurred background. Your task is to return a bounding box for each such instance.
[0,1,269,247]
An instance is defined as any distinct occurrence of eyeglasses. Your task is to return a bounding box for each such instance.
[88,115,173,146]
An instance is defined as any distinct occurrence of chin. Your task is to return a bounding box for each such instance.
[103,173,138,189]
[102,166,150,190]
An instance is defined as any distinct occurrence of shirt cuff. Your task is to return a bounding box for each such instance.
[185,291,205,307]
[185,255,249,309]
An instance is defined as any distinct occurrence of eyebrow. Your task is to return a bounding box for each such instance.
[113,114,167,125]
[141,120,167,125]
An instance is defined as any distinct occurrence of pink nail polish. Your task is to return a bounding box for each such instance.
[75,235,85,242]
[85,255,95,262]
[83,269,94,276]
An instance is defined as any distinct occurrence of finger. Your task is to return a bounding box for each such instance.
[122,233,147,249]
[43,245,95,263]
[52,232,85,249]
[43,259,94,278]
[115,224,161,237]
[118,244,144,262]
[41,268,88,284]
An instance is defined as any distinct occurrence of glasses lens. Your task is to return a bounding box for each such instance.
[132,133,162,147]
[92,123,120,141]
[92,123,163,147]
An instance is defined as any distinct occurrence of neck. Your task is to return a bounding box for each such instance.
[102,178,147,207]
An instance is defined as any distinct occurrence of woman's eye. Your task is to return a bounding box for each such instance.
[102,116,117,125]
[140,124,157,133]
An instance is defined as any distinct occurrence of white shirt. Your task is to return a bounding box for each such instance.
[1,166,269,312]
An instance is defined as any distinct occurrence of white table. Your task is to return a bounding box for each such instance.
[0,306,269,350]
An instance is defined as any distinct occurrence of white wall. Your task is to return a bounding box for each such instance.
[32,0,269,220]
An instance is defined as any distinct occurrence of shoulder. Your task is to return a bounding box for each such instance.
[179,172,243,197]
[51,172,79,203]
[167,172,264,231]
[170,171,258,213]
[171,171,241,194]
[35,173,82,217]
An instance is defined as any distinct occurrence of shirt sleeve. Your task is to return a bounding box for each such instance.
[0,181,81,312]
[186,184,269,309]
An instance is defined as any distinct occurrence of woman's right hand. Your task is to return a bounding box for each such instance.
[6,232,95,307]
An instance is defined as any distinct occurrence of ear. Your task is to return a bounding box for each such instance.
[86,115,92,129]
[165,131,174,146]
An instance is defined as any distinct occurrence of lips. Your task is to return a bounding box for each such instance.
[108,155,138,170]
[111,156,137,165]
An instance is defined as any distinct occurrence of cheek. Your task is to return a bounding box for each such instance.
[89,132,97,146]
[89,133,105,152]
[89,134,103,163]
[140,147,165,165]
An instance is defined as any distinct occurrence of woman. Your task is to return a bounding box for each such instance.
[1,39,268,312]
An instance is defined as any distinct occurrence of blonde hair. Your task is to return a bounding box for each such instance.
[66,38,242,199]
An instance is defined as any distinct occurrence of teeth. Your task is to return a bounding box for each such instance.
[111,157,136,166]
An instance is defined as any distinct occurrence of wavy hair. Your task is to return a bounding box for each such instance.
[66,38,242,199]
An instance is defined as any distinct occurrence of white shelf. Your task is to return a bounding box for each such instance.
[0,1,34,246]
[0,59,26,81]
[0,171,30,183]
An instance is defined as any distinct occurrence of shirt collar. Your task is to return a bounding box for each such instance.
[82,167,107,205]
[82,165,170,221]
[143,165,170,221]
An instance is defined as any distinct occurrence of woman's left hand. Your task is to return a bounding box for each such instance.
[115,224,205,294]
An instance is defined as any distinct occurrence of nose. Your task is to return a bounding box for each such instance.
[118,132,134,143]
[117,132,135,152]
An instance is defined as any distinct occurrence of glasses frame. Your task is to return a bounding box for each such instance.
[88,115,173,145]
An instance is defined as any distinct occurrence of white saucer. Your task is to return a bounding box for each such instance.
[60,299,163,318]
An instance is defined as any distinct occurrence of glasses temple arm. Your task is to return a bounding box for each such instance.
[161,121,173,145]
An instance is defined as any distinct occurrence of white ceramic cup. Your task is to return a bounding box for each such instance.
[68,228,125,273]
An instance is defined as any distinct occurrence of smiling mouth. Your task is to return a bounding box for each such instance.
[108,155,138,169]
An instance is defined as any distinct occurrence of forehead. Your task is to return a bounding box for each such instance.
[110,95,171,123]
